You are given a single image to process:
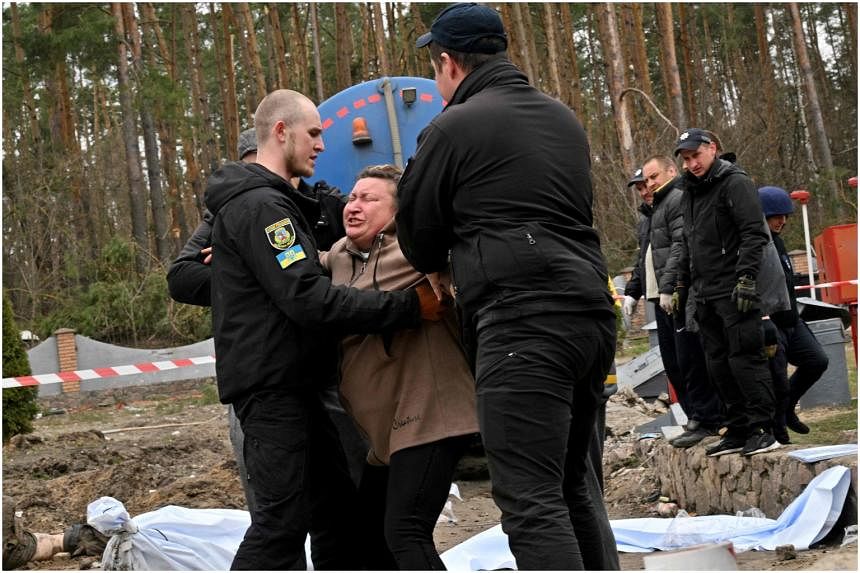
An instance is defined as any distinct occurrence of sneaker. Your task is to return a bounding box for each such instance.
[671,427,717,448]
[743,428,781,456]
[773,424,791,445]
[785,410,810,434]
[685,419,701,432]
[705,435,745,457]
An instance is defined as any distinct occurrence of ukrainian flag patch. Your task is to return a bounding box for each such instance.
[276,245,307,269]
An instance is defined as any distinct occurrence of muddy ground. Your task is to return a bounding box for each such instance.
[2,385,856,571]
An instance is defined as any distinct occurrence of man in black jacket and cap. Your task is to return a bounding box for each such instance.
[672,128,778,458]
[396,4,617,570]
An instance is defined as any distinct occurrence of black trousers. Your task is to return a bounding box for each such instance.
[231,389,362,570]
[475,310,617,570]
[358,435,472,570]
[655,304,723,427]
[769,319,830,414]
[695,297,775,434]
[783,319,830,405]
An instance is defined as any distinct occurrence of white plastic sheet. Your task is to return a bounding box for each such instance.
[440,465,852,570]
[88,497,251,570]
[787,444,858,463]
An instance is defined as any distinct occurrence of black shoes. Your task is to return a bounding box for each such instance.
[785,409,810,434]
[742,428,781,456]
[671,427,717,448]
[705,435,746,457]
[773,425,791,445]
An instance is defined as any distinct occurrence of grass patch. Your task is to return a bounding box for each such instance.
[197,383,220,406]
[790,398,858,446]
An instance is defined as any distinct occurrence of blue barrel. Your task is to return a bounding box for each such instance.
[313,76,444,194]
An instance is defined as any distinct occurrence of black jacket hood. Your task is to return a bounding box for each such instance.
[204,161,320,219]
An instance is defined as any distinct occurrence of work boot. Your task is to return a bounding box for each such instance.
[671,427,716,448]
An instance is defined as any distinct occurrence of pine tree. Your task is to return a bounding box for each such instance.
[3,293,39,441]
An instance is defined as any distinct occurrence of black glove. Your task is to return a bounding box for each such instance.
[731,276,759,313]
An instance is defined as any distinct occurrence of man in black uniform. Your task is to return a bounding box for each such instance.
[167,126,372,515]
[204,89,444,570]
[758,186,828,436]
[672,128,778,457]
[396,4,617,570]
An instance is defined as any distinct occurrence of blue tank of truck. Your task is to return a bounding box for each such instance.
[313,76,444,194]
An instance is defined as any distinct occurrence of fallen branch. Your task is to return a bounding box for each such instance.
[102,414,223,435]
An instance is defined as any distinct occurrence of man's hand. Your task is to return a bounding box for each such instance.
[415,282,447,321]
[201,246,213,265]
[671,285,687,315]
[659,293,673,315]
[425,272,451,301]
[731,276,759,313]
[622,295,638,317]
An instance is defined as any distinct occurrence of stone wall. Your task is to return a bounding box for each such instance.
[637,437,858,519]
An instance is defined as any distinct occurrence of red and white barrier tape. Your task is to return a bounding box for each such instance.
[2,355,215,389]
[795,279,857,291]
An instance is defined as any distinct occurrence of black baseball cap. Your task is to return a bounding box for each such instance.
[627,168,645,187]
[237,128,257,159]
[415,3,508,54]
[673,128,713,156]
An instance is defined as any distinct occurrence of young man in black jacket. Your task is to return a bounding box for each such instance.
[672,128,778,457]
[166,127,370,516]
[758,186,828,437]
[397,4,617,570]
[204,89,444,570]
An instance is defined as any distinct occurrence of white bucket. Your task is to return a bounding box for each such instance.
[643,541,737,570]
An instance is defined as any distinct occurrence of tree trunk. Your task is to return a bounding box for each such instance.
[309,2,325,101]
[519,4,541,87]
[181,4,217,199]
[559,5,585,123]
[596,3,635,174]
[631,3,652,97]
[541,4,562,98]
[755,5,777,144]
[290,4,310,93]
[508,3,535,83]
[656,4,685,129]
[677,4,698,126]
[789,3,840,208]
[268,4,290,89]
[844,3,857,82]
[385,2,399,75]
[140,2,190,250]
[125,3,169,264]
[372,2,390,76]
[10,3,40,151]
[236,3,268,103]
[333,4,353,91]
[112,2,150,273]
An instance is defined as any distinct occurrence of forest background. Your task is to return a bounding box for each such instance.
[2,2,857,348]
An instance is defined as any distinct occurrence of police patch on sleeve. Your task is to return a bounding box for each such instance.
[265,218,296,250]
[276,245,307,269]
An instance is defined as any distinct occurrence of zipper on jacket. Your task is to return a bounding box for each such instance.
[525,233,536,245]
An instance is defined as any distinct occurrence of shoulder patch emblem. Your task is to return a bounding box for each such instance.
[276,245,307,269]
[265,218,296,250]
